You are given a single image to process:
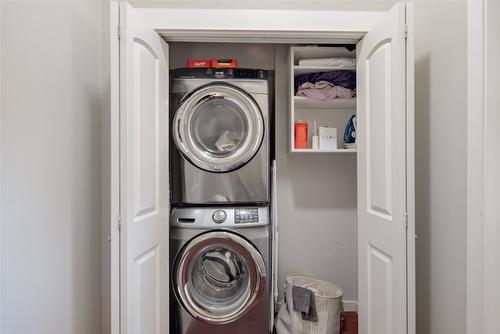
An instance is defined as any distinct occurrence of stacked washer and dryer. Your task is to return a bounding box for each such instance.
[169,68,273,334]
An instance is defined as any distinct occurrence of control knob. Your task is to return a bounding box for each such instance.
[212,210,227,224]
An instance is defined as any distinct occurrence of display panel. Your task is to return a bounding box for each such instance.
[235,208,259,223]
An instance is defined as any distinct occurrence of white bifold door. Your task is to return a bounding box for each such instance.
[118,3,170,334]
[357,3,415,334]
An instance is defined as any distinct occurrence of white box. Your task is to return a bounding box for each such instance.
[319,127,337,149]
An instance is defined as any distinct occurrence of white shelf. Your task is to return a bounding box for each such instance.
[292,45,356,63]
[291,148,357,154]
[294,96,356,110]
[294,65,356,75]
[289,46,357,154]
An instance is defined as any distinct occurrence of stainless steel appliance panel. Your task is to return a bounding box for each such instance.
[170,78,271,205]
[170,207,271,334]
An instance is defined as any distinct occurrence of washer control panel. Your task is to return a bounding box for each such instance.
[212,210,227,224]
[234,208,259,224]
[171,207,269,228]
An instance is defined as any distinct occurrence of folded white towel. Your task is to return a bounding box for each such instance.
[298,57,356,68]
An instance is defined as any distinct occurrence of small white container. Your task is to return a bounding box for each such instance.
[312,136,319,150]
[319,127,337,149]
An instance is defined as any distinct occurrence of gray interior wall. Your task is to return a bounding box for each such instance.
[169,42,276,70]
[273,45,357,303]
[0,2,103,334]
[169,43,358,302]
[414,2,467,334]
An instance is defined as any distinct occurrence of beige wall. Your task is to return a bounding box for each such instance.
[414,1,468,334]
[1,2,103,333]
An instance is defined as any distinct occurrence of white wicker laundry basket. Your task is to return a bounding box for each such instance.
[285,275,343,334]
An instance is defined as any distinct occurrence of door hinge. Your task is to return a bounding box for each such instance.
[405,213,409,229]
[404,25,408,39]
[117,214,122,230]
[117,24,122,40]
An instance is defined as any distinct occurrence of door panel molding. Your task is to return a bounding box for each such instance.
[367,244,394,334]
[366,40,393,220]
[132,40,160,221]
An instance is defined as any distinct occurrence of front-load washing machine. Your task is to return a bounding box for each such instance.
[170,206,271,334]
[170,68,271,205]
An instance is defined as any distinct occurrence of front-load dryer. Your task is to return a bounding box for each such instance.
[170,206,271,334]
[170,68,271,205]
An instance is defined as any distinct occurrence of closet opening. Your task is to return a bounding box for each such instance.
[167,41,359,316]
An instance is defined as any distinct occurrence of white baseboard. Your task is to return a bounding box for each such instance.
[342,300,358,312]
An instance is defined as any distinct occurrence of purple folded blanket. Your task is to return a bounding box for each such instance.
[295,70,356,91]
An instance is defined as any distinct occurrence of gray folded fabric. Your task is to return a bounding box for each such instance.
[292,285,318,322]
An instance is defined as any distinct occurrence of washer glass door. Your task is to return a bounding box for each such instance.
[173,84,264,172]
[174,231,266,323]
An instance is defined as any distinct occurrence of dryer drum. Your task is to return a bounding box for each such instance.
[173,83,264,173]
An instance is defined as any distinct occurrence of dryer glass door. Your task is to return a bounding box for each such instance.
[174,231,266,323]
[173,84,264,172]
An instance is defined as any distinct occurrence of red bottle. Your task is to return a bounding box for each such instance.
[294,121,308,149]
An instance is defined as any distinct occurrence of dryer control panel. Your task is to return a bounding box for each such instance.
[172,68,268,80]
